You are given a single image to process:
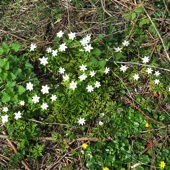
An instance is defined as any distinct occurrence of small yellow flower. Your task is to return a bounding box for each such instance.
[145,122,149,128]
[103,167,109,170]
[159,161,166,169]
[82,143,88,149]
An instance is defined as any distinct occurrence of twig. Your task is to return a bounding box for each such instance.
[112,61,170,72]
[162,0,170,15]
[2,131,31,170]
[101,0,112,17]
[143,6,170,62]
[11,5,35,19]
[0,29,27,41]
[121,96,166,127]
[28,119,73,127]
[47,146,82,170]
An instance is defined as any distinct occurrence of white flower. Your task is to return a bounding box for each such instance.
[78,117,85,125]
[100,113,105,117]
[30,43,37,51]
[2,107,8,113]
[85,34,91,42]
[68,32,76,40]
[1,115,8,124]
[146,68,153,74]
[94,81,101,88]
[41,85,50,94]
[63,74,69,81]
[52,50,58,56]
[114,47,122,52]
[69,81,77,90]
[122,40,130,47]
[169,87,170,92]
[133,74,140,81]
[142,56,149,64]
[50,95,57,101]
[59,67,65,74]
[154,79,160,84]
[26,82,33,91]
[89,71,96,77]
[39,56,48,66]
[86,85,94,92]
[59,43,67,52]
[14,111,22,120]
[57,30,64,38]
[120,65,128,72]
[99,121,103,126]
[104,67,110,74]
[79,73,87,81]
[19,101,25,106]
[41,103,48,110]
[154,71,160,77]
[46,47,52,53]
[80,38,89,46]
[32,95,40,103]
[84,44,93,52]
[79,64,87,72]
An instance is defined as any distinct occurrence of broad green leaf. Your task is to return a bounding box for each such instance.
[139,18,150,27]
[2,42,10,54]
[2,92,11,103]
[87,57,98,66]
[11,95,18,102]
[0,58,5,67]
[10,43,20,52]
[139,155,150,163]
[4,61,9,70]
[131,12,137,20]
[16,85,25,95]
[92,48,101,57]
[0,48,3,55]
[98,60,106,69]
[135,6,143,13]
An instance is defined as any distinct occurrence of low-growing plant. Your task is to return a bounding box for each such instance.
[0,3,170,169]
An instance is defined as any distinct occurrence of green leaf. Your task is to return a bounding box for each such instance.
[0,48,3,55]
[87,57,98,66]
[2,92,11,103]
[135,6,143,13]
[114,53,125,60]
[0,58,5,67]
[11,95,18,102]
[1,72,8,80]
[16,85,25,95]
[139,18,150,27]
[92,48,101,57]
[139,155,150,163]
[131,12,137,20]
[10,43,20,52]
[4,61,9,70]
[2,42,10,54]
[98,60,106,69]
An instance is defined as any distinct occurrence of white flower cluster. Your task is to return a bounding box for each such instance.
[1,108,22,124]
[119,56,161,85]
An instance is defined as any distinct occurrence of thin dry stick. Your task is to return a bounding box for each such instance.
[111,0,131,10]
[101,0,112,17]
[122,96,166,127]
[113,61,170,72]
[2,131,31,170]
[48,146,82,170]
[0,29,27,41]
[162,0,170,15]
[143,6,170,62]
